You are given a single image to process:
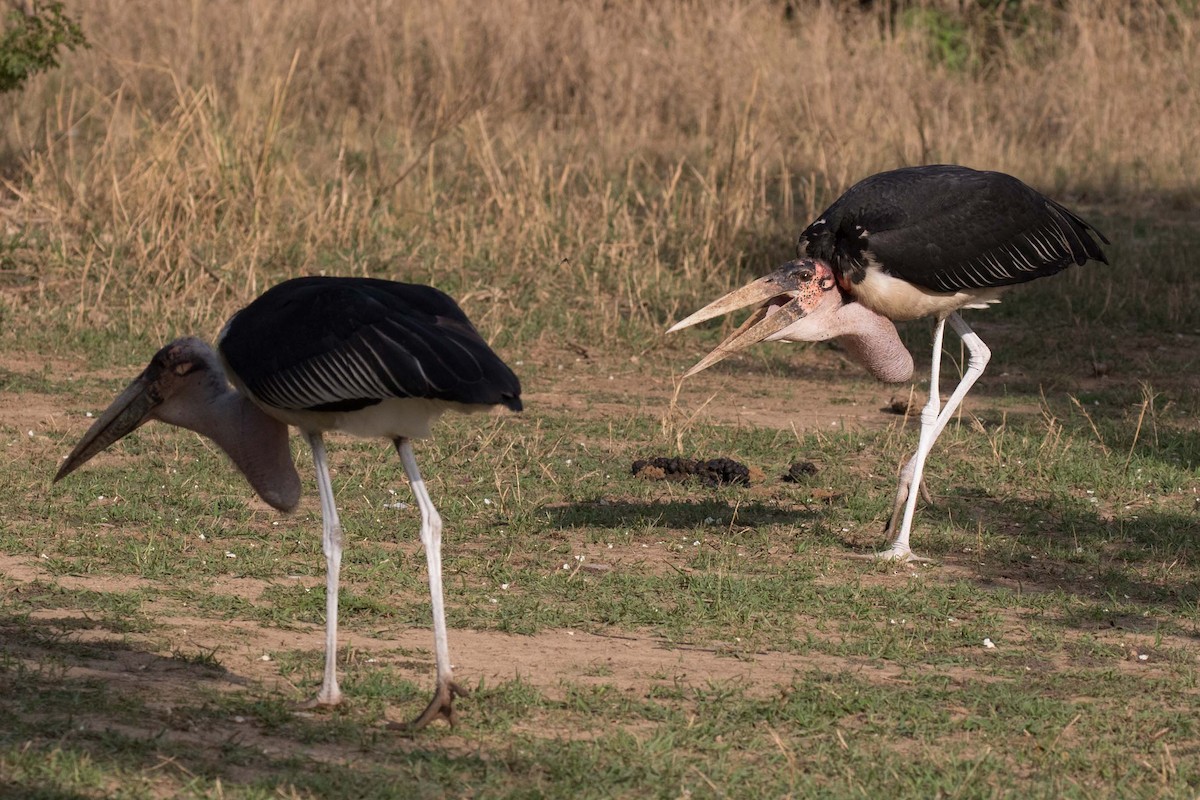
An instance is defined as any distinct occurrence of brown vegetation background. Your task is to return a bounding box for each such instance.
[2,0,1197,345]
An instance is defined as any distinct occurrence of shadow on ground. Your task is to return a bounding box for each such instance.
[0,610,489,796]
[544,498,817,531]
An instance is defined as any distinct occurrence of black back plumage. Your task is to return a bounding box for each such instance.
[797,165,1109,293]
[219,277,522,414]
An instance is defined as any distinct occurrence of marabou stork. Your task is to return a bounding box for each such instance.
[670,164,1108,561]
[54,276,522,729]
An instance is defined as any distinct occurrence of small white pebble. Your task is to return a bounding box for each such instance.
[562,563,570,570]
[483,498,493,506]
[1138,654,1149,661]
[259,654,271,662]
[198,534,206,541]
[489,598,498,604]
[607,543,613,549]
[225,551,236,559]
[233,716,246,723]
[566,631,575,636]
[983,638,996,649]
[565,459,572,465]
[501,583,510,590]
[27,430,34,437]
[40,553,49,560]
[693,540,700,547]
[85,412,94,418]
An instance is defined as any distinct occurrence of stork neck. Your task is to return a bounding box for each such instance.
[157,372,301,512]
[830,303,914,384]
[205,391,302,512]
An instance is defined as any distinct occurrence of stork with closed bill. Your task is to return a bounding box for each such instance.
[54,276,522,730]
[670,165,1109,562]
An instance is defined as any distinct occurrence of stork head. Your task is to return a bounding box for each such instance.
[54,337,301,512]
[667,259,839,377]
[54,338,222,482]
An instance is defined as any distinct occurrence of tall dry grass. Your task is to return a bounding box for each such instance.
[1,0,1197,349]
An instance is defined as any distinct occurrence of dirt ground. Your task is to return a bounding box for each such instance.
[4,329,1194,766]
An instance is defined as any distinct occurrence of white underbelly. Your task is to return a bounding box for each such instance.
[853,269,1005,321]
[261,397,489,440]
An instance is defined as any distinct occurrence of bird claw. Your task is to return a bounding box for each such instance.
[296,689,343,711]
[387,680,468,732]
[871,544,933,564]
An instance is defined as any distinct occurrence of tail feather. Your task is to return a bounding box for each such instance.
[1046,198,1109,265]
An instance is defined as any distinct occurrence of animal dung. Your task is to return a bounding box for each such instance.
[631,456,751,487]
[781,461,818,482]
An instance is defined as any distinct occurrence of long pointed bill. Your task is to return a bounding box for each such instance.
[671,259,837,377]
[681,297,811,378]
[54,370,162,482]
[667,260,825,334]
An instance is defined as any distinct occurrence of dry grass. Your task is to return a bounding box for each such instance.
[0,0,1196,350]
[3,6,1200,796]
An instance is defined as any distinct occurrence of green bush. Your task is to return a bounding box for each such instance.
[0,1,86,95]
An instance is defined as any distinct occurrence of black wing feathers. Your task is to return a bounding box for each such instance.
[798,165,1108,294]
[219,277,522,413]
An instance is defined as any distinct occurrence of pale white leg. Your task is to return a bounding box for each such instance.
[878,313,990,561]
[389,437,464,730]
[304,431,344,707]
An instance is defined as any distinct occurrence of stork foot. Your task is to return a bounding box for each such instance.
[387,680,468,732]
[296,690,343,711]
[871,544,933,564]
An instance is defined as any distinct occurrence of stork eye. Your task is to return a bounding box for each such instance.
[173,361,197,376]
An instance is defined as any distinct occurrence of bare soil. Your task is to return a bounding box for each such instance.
[3,336,1195,784]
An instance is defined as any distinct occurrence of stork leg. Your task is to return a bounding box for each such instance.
[877,313,990,561]
[388,437,466,731]
[303,432,345,707]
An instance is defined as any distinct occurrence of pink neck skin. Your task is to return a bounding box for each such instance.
[766,290,914,383]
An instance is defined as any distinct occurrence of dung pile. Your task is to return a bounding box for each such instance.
[631,456,751,487]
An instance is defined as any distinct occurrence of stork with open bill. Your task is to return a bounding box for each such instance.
[671,165,1109,562]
